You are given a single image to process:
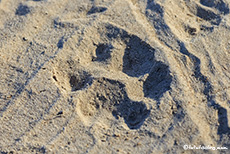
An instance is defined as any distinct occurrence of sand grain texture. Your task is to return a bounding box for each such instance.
[0,0,230,153]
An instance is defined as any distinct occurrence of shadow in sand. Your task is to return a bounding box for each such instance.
[93,43,113,62]
[122,35,155,77]
[104,24,173,102]
[114,100,150,129]
[143,61,172,101]
[216,105,230,135]
[93,78,150,129]
[15,4,30,16]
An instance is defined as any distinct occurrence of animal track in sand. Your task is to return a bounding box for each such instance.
[49,22,172,130]
[69,22,173,101]
[76,77,150,129]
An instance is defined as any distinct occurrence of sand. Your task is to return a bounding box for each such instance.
[0,0,230,153]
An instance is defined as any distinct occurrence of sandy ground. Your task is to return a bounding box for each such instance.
[0,0,230,153]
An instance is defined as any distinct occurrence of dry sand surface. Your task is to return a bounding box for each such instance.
[0,0,230,153]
